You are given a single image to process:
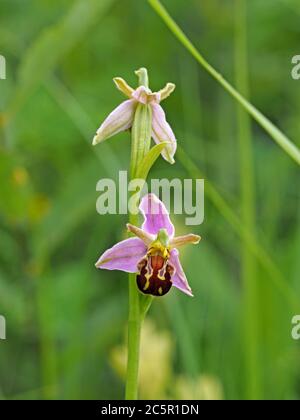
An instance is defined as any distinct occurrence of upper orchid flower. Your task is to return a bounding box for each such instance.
[95,194,201,297]
[92,69,177,164]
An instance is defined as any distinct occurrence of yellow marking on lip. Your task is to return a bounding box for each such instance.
[158,287,163,295]
[143,271,152,291]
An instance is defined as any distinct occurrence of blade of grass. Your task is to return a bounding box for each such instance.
[235,0,261,400]
[165,294,200,376]
[148,0,300,166]
[176,146,298,312]
[46,76,121,172]
[45,76,122,173]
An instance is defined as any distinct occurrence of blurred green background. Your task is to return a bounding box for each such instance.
[0,0,299,400]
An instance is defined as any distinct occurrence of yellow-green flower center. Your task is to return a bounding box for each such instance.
[147,228,170,259]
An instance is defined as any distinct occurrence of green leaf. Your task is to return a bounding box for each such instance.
[136,141,170,180]
[8,0,114,119]
[139,295,153,318]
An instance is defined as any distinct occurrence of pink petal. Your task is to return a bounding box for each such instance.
[95,237,147,273]
[132,86,160,104]
[151,103,177,164]
[93,99,136,145]
[169,249,193,297]
[140,193,175,238]
[170,234,201,249]
[126,223,155,246]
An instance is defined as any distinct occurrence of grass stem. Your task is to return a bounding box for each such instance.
[148,0,300,165]
[234,0,261,399]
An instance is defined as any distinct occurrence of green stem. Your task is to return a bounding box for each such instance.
[148,0,300,166]
[126,275,142,400]
[234,0,261,399]
[125,69,152,400]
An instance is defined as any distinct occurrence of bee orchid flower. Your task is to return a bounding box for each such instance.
[95,194,201,297]
[92,70,177,164]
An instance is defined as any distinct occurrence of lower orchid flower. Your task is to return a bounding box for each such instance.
[95,194,201,297]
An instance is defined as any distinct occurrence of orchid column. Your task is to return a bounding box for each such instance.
[93,68,176,398]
